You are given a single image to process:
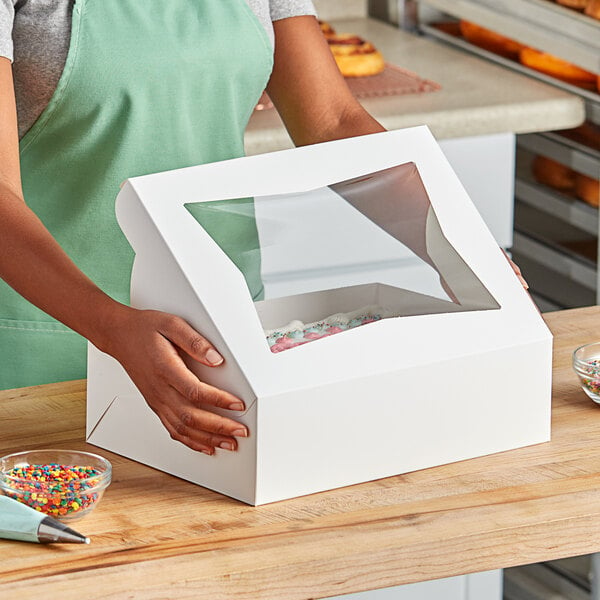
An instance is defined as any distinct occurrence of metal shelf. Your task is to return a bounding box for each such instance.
[513,230,596,289]
[421,23,600,124]
[511,242,596,307]
[514,176,598,237]
[529,291,563,312]
[515,132,600,234]
[517,132,600,179]
[419,0,600,73]
[418,1,600,306]
[505,562,589,600]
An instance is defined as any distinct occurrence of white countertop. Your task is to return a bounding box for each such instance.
[245,18,586,155]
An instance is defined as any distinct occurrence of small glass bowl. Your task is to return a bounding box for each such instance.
[573,342,600,404]
[0,449,112,521]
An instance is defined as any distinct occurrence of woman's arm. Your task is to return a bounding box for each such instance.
[0,58,247,454]
[265,18,442,263]
[267,16,385,145]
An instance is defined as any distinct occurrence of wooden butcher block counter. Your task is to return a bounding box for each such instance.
[2,306,600,599]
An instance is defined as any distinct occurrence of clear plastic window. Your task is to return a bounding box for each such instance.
[186,162,499,352]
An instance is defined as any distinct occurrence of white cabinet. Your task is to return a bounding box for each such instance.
[328,569,502,600]
[439,133,515,249]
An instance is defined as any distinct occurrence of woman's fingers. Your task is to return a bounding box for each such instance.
[501,249,529,290]
[105,307,250,455]
[165,385,248,440]
[158,314,224,366]
[145,384,248,454]
[149,349,249,451]
[158,402,245,455]
[168,365,246,412]
[156,410,216,455]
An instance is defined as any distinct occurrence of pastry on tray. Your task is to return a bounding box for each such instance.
[459,20,526,59]
[532,155,577,191]
[575,173,600,207]
[318,19,336,38]
[326,33,385,77]
[556,0,590,9]
[554,0,600,20]
[318,18,386,78]
[584,0,600,19]
[519,47,598,90]
[532,155,599,209]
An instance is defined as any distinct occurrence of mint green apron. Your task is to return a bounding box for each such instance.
[1,0,273,389]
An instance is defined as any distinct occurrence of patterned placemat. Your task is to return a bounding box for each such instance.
[254,64,440,111]
[347,63,441,98]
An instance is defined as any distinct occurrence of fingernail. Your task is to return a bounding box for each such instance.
[201,449,214,456]
[206,349,224,366]
[230,402,244,411]
[232,428,248,438]
[219,441,235,451]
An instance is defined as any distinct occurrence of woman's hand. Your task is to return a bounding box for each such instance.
[94,305,248,455]
[1,58,245,454]
[502,249,529,290]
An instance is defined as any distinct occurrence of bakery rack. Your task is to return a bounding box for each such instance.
[514,143,598,237]
[416,0,600,72]
[385,0,600,312]
[413,0,600,124]
[512,131,599,309]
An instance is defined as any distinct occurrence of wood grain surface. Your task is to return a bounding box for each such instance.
[2,306,600,599]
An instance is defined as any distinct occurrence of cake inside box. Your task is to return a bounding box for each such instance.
[186,161,500,352]
[255,279,475,353]
[265,305,390,353]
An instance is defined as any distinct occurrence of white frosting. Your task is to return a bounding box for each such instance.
[265,304,402,338]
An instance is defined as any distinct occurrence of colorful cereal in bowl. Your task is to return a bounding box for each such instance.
[573,342,600,403]
[0,449,111,521]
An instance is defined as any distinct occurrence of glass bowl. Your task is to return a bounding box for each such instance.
[573,342,600,403]
[0,449,112,521]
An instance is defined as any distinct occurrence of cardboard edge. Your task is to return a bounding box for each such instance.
[86,395,119,441]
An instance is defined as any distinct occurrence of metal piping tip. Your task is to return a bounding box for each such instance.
[38,516,90,544]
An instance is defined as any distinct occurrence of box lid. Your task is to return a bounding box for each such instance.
[116,127,550,401]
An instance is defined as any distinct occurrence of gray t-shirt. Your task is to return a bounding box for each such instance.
[0,0,316,138]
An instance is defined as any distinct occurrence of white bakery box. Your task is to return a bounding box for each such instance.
[86,126,552,506]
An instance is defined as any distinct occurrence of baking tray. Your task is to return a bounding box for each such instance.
[517,132,600,179]
[514,170,598,237]
[419,0,600,73]
[513,220,597,289]
[421,22,600,125]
